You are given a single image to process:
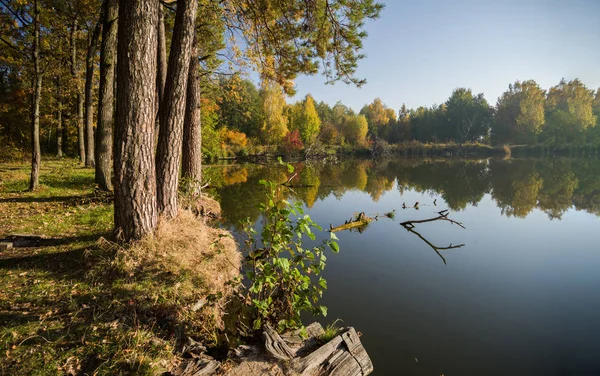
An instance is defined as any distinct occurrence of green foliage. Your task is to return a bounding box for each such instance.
[232,0,384,93]
[319,319,344,343]
[244,160,339,332]
[445,88,492,143]
[542,79,597,145]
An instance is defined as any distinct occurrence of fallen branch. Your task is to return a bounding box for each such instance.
[329,212,373,233]
[400,210,466,264]
[400,210,465,229]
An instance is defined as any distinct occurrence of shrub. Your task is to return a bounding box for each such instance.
[243,160,339,332]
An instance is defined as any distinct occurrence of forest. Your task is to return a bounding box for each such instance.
[2,0,600,374]
[2,0,600,168]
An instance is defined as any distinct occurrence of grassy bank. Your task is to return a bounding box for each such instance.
[0,159,240,375]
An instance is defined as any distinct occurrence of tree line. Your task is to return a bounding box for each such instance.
[0,0,383,241]
[152,75,600,161]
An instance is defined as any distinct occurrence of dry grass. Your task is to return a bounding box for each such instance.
[1,159,242,375]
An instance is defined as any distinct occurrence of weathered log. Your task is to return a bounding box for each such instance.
[264,323,296,361]
[291,327,373,376]
[329,212,373,233]
[223,323,372,376]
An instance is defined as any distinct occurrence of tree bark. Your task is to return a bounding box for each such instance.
[157,5,167,108]
[84,18,102,168]
[182,32,202,193]
[56,76,63,157]
[96,0,118,191]
[29,0,42,191]
[156,0,198,219]
[70,21,85,164]
[114,0,158,241]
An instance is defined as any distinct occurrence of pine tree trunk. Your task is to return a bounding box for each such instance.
[56,76,63,157]
[156,0,198,219]
[29,0,42,191]
[155,5,167,137]
[71,21,85,164]
[182,33,202,193]
[96,0,118,191]
[84,19,102,168]
[157,5,167,107]
[114,0,158,241]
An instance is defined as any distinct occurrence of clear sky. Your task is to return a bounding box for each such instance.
[290,0,600,112]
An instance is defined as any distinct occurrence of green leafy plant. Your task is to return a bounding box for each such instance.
[244,160,339,332]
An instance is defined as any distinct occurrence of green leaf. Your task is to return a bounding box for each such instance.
[319,306,328,317]
[330,242,339,253]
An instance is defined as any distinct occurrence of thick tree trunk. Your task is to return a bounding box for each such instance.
[84,19,102,168]
[156,0,198,219]
[96,0,118,191]
[56,76,63,157]
[182,33,202,192]
[70,21,85,164]
[114,0,158,241]
[29,0,41,191]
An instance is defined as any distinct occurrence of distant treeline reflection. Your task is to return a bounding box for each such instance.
[205,158,600,226]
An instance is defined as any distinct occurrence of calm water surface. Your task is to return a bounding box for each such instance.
[207,157,600,376]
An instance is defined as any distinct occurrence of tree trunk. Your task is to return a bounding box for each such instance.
[29,0,42,191]
[114,0,158,241]
[155,5,167,137]
[156,0,198,219]
[70,21,85,164]
[157,5,167,107]
[96,0,118,191]
[182,32,202,193]
[56,76,63,157]
[84,18,102,168]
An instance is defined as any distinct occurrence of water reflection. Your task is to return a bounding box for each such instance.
[207,157,600,375]
[206,157,600,227]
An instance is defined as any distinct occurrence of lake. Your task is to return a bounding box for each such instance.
[207,157,600,375]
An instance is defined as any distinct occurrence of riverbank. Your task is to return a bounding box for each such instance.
[220,142,600,163]
[0,159,241,374]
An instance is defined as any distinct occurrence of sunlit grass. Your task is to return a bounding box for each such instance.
[0,158,239,375]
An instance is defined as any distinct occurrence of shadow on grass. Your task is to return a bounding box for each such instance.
[0,193,113,205]
[0,236,185,375]
[0,233,107,249]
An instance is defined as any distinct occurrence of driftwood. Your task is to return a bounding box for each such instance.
[400,210,466,264]
[289,327,373,376]
[226,323,373,376]
[263,323,296,360]
[177,323,373,376]
[400,209,465,229]
[329,212,373,233]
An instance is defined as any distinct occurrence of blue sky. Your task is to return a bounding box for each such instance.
[290,0,600,112]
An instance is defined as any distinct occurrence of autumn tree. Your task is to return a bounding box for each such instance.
[343,114,369,146]
[260,80,288,145]
[360,97,395,139]
[494,80,545,144]
[289,94,321,144]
